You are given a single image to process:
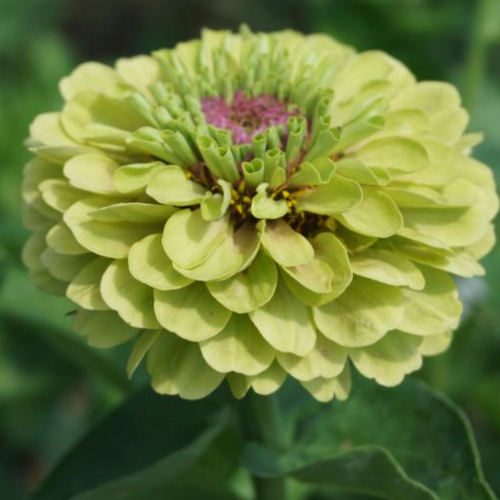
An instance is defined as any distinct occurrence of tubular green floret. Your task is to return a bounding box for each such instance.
[22,27,498,402]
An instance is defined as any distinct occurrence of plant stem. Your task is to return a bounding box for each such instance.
[464,0,491,113]
[237,393,287,500]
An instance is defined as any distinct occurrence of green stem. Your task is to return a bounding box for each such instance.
[464,0,491,113]
[237,393,287,500]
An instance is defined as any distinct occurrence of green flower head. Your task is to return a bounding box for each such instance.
[23,27,498,401]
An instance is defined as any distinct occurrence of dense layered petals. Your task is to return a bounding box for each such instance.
[22,27,498,402]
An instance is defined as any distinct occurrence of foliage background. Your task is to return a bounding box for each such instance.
[0,0,499,498]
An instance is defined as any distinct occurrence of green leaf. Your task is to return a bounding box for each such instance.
[32,387,234,500]
[245,376,497,500]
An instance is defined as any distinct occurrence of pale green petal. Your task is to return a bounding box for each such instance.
[350,331,422,387]
[301,364,351,402]
[64,154,120,195]
[350,248,425,290]
[249,280,316,356]
[282,258,333,294]
[41,248,93,282]
[101,259,160,329]
[278,334,347,382]
[335,159,391,186]
[336,188,403,238]
[249,362,287,396]
[116,56,161,96]
[22,231,48,273]
[64,198,160,258]
[399,139,464,186]
[29,112,78,146]
[129,234,192,291]
[90,202,176,223]
[399,266,462,337]
[146,165,207,206]
[154,283,231,341]
[31,269,67,296]
[73,309,136,348]
[163,209,230,269]
[147,332,224,400]
[418,331,453,356]
[46,222,87,255]
[465,224,496,261]
[426,107,469,145]
[261,220,314,267]
[40,179,85,212]
[113,161,164,194]
[67,257,110,310]
[251,183,289,220]
[288,158,336,187]
[313,277,404,347]
[336,225,377,253]
[352,136,429,175]
[295,174,363,215]
[201,179,232,220]
[23,204,55,232]
[60,62,125,100]
[200,314,275,376]
[380,109,429,137]
[127,329,161,377]
[174,222,261,281]
[227,373,251,399]
[207,251,278,313]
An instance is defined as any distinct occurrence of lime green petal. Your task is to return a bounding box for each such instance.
[418,331,453,357]
[462,158,499,220]
[295,174,363,216]
[261,220,314,267]
[201,179,232,220]
[29,112,78,146]
[391,81,461,116]
[251,183,289,220]
[129,234,192,291]
[278,334,347,382]
[163,209,230,269]
[227,373,251,399]
[41,248,93,282]
[249,280,316,356]
[313,277,404,348]
[465,224,496,261]
[31,269,67,296]
[64,198,160,259]
[154,283,231,341]
[60,62,125,100]
[63,154,120,195]
[115,56,161,97]
[147,332,224,400]
[127,329,161,378]
[352,136,429,175]
[146,165,207,206]
[350,331,422,387]
[335,159,391,186]
[174,222,260,281]
[426,107,469,145]
[73,309,137,348]
[399,266,462,337]
[39,179,85,213]
[380,109,429,137]
[301,364,351,402]
[46,222,87,255]
[249,362,287,396]
[288,158,336,187]
[101,259,160,329]
[67,257,110,311]
[350,248,425,290]
[23,205,53,232]
[113,161,165,194]
[282,258,333,294]
[200,314,274,376]
[399,139,463,186]
[90,202,176,223]
[336,188,403,238]
[207,251,278,313]
[22,232,48,273]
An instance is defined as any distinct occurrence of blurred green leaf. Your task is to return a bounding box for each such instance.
[32,387,238,500]
[244,376,497,500]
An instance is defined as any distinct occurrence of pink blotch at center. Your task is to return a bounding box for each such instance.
[201,91,299,144]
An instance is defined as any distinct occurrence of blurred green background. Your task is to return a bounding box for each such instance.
[0,0,499,498]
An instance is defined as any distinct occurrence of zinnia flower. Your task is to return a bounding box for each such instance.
[22,28,498,401]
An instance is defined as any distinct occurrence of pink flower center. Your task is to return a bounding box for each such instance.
[201,91,299,144]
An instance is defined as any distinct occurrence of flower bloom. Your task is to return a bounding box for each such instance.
[22,28,498,401]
